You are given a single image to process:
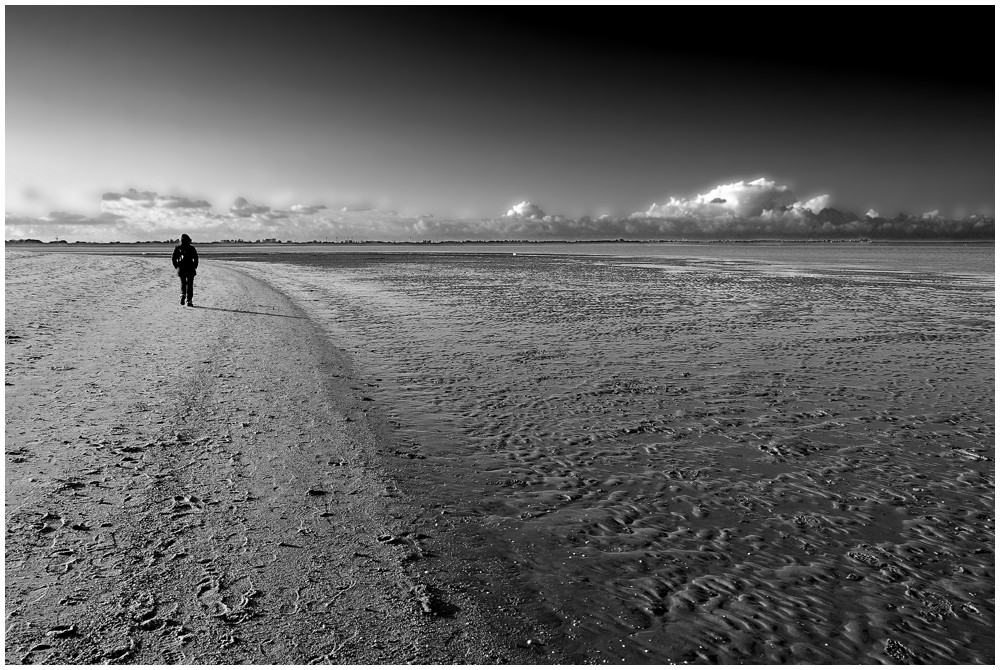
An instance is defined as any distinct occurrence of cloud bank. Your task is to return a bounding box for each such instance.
[637,178,831,221]
[6,180,994,243]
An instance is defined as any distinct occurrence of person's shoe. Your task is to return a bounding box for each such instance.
[181,296,186,305]
[187,301,193,307]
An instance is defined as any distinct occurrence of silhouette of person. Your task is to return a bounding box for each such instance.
[172,234,199,306]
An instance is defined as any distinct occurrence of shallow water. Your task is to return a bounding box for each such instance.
[230,244,994,663]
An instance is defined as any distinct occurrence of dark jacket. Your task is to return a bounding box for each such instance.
[172,242,199,276]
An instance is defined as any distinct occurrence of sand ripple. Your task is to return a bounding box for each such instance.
[234,249,994,664]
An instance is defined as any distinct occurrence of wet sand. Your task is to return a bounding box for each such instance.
[4,251,564,664]
[222,248,994,664]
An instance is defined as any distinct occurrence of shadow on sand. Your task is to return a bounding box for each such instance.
[191,305,307,319]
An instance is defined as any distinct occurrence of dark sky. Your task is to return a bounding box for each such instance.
[6,6,994,220]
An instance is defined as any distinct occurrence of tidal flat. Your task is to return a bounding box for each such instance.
[6,242,993,664]
[226,242,995,664]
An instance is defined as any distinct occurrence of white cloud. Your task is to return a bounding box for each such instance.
[636,178,829,221]
[921,209,940,219]
[866,208,880,218]
[505,201,546,219]
[796,194,831,213]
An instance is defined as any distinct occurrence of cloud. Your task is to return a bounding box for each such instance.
[5,183,994,243]
[101,189,209,209]
[614,178,994,240]
[230,197,271,218]
[45,211,95,222]
[101,189,214,219]
[39,211,124,223]
[505,201,546,219]
[7,188,332,242]
[158,195,213,209]
[102,189,159,203]
[637,178,829,220]
[796,194,831,214]
[290,204,327,215]
[6,210,137,242]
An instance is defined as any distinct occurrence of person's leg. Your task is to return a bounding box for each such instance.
[186,275,194,305]
[180,276,188,304]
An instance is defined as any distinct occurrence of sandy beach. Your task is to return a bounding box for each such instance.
[5,245,994,665]
[4,250,563,664]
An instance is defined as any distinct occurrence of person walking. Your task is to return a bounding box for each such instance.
[172,234,199,306]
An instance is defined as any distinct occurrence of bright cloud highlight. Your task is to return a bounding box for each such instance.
[505,201,546,219]
[636,178,830,220]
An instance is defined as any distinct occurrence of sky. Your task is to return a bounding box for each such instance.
[5,6,995,242]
